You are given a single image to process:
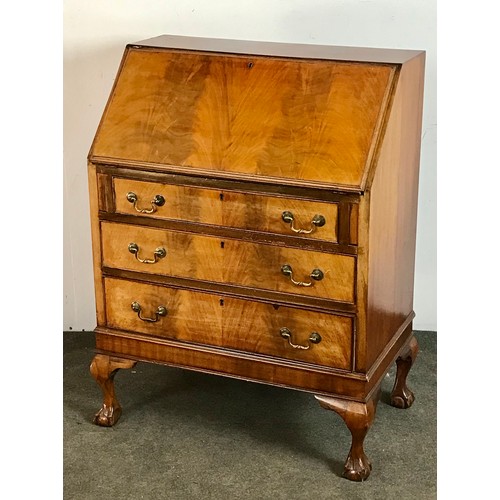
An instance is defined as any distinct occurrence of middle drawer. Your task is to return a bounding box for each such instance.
[101,221,355,303]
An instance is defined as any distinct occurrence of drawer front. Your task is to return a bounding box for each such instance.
[104,278,353,370]
[113,178,338,242]
[101,222,355,303]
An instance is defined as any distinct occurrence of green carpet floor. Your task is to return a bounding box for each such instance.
[64,330,436,499]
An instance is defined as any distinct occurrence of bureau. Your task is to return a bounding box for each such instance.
[87,35,425,481]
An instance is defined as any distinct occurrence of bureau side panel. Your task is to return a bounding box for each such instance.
[88,163,106,325]
[365,53,425,369]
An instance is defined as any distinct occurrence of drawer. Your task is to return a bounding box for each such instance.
[101,222,355,303]
[113,178,338,242]
[104,278,353,370]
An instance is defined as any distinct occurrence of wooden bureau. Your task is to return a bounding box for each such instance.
[87,35,425,481]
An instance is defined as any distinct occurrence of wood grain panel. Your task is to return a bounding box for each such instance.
[364,53,425,369]
[88,163,106,325]
[97,173,114,213]
[90,48,396,189]
[337,202,351,245]
[113,177,222,224]
[349,203,359,245]
[104,278,352,370]
[354,196,370,372]
[100,222,355,302]
[100,212,357,256]
[223,191,337,241]
[94,320,414,399]
[95,328,367,398]
[133,35,426,65]
[113,177,338,241]
[98,164,362,203]
[103,267,357,314]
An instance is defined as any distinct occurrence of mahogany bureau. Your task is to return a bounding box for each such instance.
[87,35,425,481]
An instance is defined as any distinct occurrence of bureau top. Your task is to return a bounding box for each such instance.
[133,34,423,65]
[89,35,425,193]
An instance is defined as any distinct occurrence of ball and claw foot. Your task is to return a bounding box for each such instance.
[390,335,418,409]
[90,354,136,427]
[93,403,122,427]
[343,453,372,482]
[315,388,379,482]
[391,388,415,409]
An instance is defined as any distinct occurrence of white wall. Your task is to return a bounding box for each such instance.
[64,0,437,331]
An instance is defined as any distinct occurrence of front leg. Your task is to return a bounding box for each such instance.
[315,388,380,481]
[390,335,419,409]
[90,354,137,427]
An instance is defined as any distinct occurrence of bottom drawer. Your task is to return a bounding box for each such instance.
[104,278,353,370]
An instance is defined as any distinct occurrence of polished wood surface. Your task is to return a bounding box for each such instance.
[103,267,357,315]
[95,327,367,399]
[315,386,380,481]
[97,172,114,212]
[98,164,361,203]
[100,211,356,257]
[104,278,353,369]
[113,177,339,242]
[363,53,425,369]
[134,35,424,65]
[100,222,356,302]
[90,48,396,190]
[93,322,416,402]
[90,354,137,426]
[349,203,359,245]
[88,164,106,326]
[88,36,425,480]
[390,335,419,409]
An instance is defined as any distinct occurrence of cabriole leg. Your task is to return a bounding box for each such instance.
[315,388,380,481]
[390,335,419,409]
[90,354,137,427]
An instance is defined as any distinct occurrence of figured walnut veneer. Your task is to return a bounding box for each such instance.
[104,277,353,370]
[87,35,425,481]
[100,221,355,303]
[113,177,340,242]
[91,50,395,190]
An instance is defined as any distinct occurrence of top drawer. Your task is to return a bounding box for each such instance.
[112,178,338,242]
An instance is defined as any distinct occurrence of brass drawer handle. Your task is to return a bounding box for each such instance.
[131,301,167,322]
[128,242,166,264]
[280,327,322,350]
[126,191,165,214]
[282,211,325,234]
[281,264,324,287]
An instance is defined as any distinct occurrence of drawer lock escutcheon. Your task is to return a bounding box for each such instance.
[126,191,165,214]
[131,301,167,322]
[128,242,167,264]
[281,211,325,234]
[281,264,324,287]
[279,327,322,350]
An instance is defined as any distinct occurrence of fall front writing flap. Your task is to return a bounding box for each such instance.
[90,44,398,191]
